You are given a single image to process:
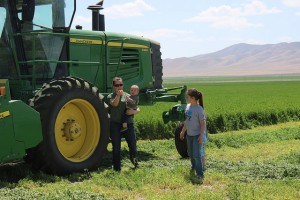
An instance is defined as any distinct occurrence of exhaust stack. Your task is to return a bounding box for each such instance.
[88,1,105,31]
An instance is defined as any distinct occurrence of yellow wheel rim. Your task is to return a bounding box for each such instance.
[55,99,100,162]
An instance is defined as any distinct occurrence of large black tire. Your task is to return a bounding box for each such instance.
[151,42,163,89]
[174,122,188,158]
[26,77,109,175]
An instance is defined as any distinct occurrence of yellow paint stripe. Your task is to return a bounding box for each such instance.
[0,79,7,84]
[70,38,103,45]
[70,38,149,49]
[107,42,149,49]
[0,111,10,119]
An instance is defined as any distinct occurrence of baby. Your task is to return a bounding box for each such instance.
[122,85,139,131]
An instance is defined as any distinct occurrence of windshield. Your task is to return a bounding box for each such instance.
[0,0,75,80]
[0,2,17,78]
[18,0,75,30]
[0,8,4,33]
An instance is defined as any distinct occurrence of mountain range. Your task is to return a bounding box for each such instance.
[162,42,300,77]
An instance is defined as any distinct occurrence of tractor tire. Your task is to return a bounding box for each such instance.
[174,122,188,158]
[151,43,163,89]
[26,77,109,175]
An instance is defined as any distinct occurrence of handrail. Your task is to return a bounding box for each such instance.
[106,37,129,87]
[12,31,103,86]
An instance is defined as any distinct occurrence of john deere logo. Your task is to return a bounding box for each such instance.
[0,111,10,119]
[70,38,102,45]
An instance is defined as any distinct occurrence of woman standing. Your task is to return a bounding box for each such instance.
[107,77,139,171]
[180,88,206,183]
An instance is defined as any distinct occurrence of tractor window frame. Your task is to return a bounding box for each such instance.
[0,7,5,33]
[17,0,75,31]
[0,5,18,78]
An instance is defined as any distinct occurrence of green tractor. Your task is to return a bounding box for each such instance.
[0,0,187,175]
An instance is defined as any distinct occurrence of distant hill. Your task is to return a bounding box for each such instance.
[163,42,300,77]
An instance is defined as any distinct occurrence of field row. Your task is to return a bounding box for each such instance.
[0,122,299,199]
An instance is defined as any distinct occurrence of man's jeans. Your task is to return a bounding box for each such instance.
[186,135,204,178]
[110,121,137,171]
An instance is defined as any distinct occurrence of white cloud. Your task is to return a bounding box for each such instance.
[74,16,91,24]
[186,0,280,29]
[282,0,300,7]
[132,28,193,39]
[103,0,155,19]
[72,15,92,28]
[243,1,281,15]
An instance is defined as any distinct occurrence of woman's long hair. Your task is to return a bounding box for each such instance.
[186,88,204,109]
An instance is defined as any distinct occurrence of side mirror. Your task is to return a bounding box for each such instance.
[22,0,35,22]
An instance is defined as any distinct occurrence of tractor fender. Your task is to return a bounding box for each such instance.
[9,100,43,148]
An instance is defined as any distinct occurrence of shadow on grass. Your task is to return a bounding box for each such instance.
[0,149,157,187]
[0,162,32,184]
[120,149,158,162]
[0,162,64,189]
[184,169,203,185]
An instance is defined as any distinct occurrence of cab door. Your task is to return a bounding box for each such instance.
[69,35,105,91]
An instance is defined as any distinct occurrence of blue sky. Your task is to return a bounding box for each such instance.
[73,0,300,59]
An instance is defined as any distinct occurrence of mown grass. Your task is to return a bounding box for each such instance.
[0,122,299,199]
[135,80,300,138]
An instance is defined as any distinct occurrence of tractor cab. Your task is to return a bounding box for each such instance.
[0,0,75,99]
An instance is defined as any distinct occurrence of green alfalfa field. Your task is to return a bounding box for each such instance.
[0,76,299,199]
[135,76,300,139]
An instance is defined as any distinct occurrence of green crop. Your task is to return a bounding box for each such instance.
[135,79,300,138]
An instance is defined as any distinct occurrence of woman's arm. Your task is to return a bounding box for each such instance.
[110,90,123,107]
[126,107,140,115]
[180,123,187,140]
[197,119,205,143]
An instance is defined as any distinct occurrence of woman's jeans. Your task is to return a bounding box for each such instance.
[110,121,137,171]
[186,135,204,178]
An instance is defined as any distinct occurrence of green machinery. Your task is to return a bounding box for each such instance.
[0,0,187,175]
